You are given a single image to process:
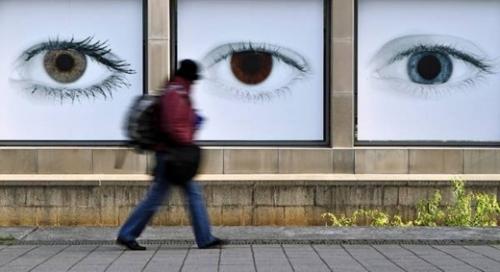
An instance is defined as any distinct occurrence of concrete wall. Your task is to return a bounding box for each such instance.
[1,176,498,226]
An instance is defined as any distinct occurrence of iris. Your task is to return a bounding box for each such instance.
[43,49,87,83]
[407,51,452,84]
[230,51,272,85]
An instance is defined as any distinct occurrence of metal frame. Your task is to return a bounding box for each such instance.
[0,0,148,147]
[353,0,500,147]
[170,0,331,147]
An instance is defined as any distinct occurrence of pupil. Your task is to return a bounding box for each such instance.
[55,54,75,72]
[240,53,263,75]
[417,54,441,80]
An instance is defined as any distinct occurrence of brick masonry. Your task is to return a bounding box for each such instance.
[0,179,498,226]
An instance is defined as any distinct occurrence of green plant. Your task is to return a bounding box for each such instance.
[414,190,445,226]
[472,193,500,227]
[322,212,354,227]
[0,234,15,245]
[445,178,473,226]
[322,209,412,227]
[321,178,500,227]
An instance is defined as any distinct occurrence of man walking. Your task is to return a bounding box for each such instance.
[117,59,224,250]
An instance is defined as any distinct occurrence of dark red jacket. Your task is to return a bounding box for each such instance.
[159,76,195,145]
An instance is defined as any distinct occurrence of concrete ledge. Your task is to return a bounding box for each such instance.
[2,173,500,182]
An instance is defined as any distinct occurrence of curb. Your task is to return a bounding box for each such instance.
[12,239,500,246]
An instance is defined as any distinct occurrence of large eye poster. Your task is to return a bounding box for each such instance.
[0,0,143,141]
[177,0,325,142]
[357,0,500,142]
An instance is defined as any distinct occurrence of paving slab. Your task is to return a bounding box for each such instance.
[0,244,498,272]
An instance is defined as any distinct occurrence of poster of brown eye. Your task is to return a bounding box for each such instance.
[357,0,500,142]
[176,0,325,142]
[0,0,143,142]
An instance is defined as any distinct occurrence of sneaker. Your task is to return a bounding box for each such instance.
[116,237,146,250]
[199,237,228,249]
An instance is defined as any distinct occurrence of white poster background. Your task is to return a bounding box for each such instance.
[358,0,500,142]
[177,0,324,141]
[0,0,143,141]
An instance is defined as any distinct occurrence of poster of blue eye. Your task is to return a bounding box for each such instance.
[176,0,326,142]
[357,0,500,143]
[0,0,143,142]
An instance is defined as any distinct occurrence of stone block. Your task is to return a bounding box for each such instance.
[315,186,333,207]
[332,93,354,147]
[46,188,64,207]
[275,186,315,206]
[151,206,170,225]
[398,187,429,206]
[278,149,333,173]
[199,148,223,174]
[224,149,278,174]
[25,187,47,207]
[221,206,252,226]
[167,206,189,226]
[92,149,147,174]
[332,41,353,95]
[464,149,500,174]
[38,149,92,174]
[284,207,307,225]
[305,206,329,226]
[333,0,354,39]
[117,206,134,226]
[148,40,169,92]
[74,208,101,226]
[409,149,463,174]
[333,186,383,207]
[14,187,27,206]
[211,185,253,206]
[332,149,354,173]
[100,187,118,226]
[254,186,275,206]
[0,188,16,207]
[207,207,222,225]
[253,207,285,225]
[147,152,155,175]
[0,149,37,174]
[383,187,399,206]
[0,207,20,226]
[165,187,184,206]
[148,0,169,39]
[355,149,408,174]
[38,207,60,226]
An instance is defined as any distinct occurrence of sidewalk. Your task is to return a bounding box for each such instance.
[1,227,500,271]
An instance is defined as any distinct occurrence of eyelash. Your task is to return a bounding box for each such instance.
[30,74,129,101]
[23,37,135,74]
[389,44,493,73]
[205,42,309,73]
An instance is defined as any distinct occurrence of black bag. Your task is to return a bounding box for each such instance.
[163,145,201,185]
[124,95,161,151]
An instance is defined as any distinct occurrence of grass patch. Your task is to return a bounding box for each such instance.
[0,234,16,245]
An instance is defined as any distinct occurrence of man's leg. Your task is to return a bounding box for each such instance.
[118,154,170,242]
[184,181,216,247]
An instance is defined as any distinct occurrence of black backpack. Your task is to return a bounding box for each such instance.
[124,95,162,151]
[124,94,202,185]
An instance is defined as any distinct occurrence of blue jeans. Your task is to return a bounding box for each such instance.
[118,152,215,248]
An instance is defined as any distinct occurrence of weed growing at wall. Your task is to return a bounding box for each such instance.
[322,178,500,227]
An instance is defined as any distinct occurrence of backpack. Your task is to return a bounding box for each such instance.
[124,95,162,151]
